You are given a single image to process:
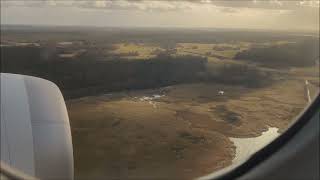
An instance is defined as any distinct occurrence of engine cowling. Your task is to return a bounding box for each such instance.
[1,73,74,179]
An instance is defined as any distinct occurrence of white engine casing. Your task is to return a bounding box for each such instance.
[1,73,74,179]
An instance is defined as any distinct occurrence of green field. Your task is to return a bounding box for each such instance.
[111,43,165,59]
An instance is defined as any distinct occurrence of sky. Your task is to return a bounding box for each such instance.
[1,0,319,32]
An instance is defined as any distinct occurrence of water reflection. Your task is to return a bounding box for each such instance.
[230,127,280,164]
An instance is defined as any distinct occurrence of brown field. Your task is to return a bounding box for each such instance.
[67,69,314,179]
[66,39,319,179]
[2,26,318,180]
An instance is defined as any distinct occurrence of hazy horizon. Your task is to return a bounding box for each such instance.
[1,0,319,32]
[1,25,319,35]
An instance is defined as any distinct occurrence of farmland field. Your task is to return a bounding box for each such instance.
[1,26,319,179]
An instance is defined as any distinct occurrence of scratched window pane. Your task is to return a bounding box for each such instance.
[1,0,319,179]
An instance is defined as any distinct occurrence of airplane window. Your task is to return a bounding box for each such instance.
[1,0,319,179]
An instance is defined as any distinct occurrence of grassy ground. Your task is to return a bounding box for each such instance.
[68,41,318,179]
[110,42,246,60]
[110,41,296,63]
[175,43,247,59]
[111,43,165,59]
[67,72,314,179]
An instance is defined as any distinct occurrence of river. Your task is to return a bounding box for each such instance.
[230,127,280,164]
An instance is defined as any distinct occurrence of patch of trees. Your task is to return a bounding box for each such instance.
[205,63,273,88]
[235,39,319,68]
[1,45,274,99]
[1,46,207,99]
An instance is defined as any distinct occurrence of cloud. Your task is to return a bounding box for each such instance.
[206,0,319,9]
[1,0,318,31]
[1,0,319,11]
[76,1,198,12]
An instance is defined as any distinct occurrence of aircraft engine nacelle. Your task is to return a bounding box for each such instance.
[1,73,74,179]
